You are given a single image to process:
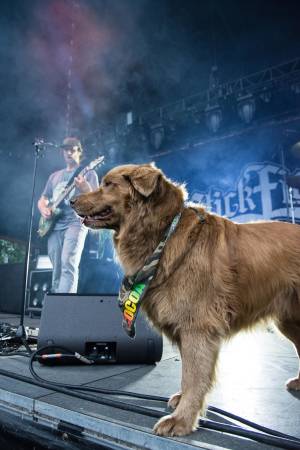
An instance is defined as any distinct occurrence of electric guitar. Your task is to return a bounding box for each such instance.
[38,156,104,238]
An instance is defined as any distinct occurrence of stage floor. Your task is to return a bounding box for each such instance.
[0,313,299,450]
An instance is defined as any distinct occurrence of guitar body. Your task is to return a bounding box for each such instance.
[38,207,62,238]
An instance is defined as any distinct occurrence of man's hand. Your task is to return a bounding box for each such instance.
[40,206,52,219]
[38,197,52,219]
[75,175,91,193]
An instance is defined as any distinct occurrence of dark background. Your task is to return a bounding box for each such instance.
[0,0,300,240]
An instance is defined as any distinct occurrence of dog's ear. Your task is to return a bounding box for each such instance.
[129,165,161,197]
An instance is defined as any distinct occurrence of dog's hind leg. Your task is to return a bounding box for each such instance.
[277,319,300,390]
[276,289,300,390]
[154,331,221,437]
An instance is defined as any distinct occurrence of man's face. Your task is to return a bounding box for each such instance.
[63,146,81,166]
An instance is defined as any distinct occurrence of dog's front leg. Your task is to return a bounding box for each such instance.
[154,331,220,437]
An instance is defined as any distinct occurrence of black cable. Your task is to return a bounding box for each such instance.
[30,346,300,444]
[20,337,33,355]
[29,346,167,396]
[198,419,300,449]
[0,321,35,357]
[1,324,298,446]
[208,405,299,442]
[0,340,34,357]
[0,367,300,449]
[5,344,300,446]
[0,367,163,418]
[2,345,300,448]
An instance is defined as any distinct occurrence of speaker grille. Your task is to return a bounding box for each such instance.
[27,270,52,313]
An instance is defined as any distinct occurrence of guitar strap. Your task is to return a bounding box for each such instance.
[59,161,88,206]
[64,163,85,189]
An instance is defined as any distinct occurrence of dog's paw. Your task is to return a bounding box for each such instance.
[168,392,182,410]
[153,414,195,437]
[286,377,300,391]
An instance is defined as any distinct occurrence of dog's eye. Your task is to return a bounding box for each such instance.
[103,181,115,188]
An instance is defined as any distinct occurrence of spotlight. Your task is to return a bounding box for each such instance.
[260,89,272,103]
[33,283,39,292]
[291,141,300,158]
[291,82,300,94]
[32,298,39,307]
[150,125,164,150]
[126,111,134,126]
[205,104,222,133]
[104,131,118,163]
[237,93,256,124]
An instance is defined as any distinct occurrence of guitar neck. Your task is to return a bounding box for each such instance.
[52,167,89,210]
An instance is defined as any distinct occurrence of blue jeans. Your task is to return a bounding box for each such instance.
[47,224,87,293]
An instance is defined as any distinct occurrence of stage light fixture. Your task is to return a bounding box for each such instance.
[104,132,118,163]
[260,89,272,103]
[150,124,165,150]
[291,141,300,157]
[205,104,222,133]
[291,82,300,95]
[126,111,133,126]
[237,93,256,124]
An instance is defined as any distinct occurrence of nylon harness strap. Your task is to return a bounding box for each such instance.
[118,207,205,338]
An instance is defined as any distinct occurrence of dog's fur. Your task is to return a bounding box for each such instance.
[71,163,300,437]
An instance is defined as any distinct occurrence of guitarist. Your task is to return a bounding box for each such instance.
[37,137,99,293]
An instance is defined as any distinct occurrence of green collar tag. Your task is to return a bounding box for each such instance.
[120,283,146,338]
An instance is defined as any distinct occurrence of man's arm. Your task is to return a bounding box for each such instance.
[75,170,99,193]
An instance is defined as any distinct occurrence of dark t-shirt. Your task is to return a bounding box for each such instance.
[42,168,98,230]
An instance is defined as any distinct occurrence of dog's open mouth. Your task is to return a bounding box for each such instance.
[79,206,113,226]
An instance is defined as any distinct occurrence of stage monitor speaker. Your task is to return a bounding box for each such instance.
[38,294,163,364]
[27,269,52,316]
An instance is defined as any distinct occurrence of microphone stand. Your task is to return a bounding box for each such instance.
[15,140,55,350]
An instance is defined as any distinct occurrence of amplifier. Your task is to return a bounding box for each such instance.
[27,270,52,317]
[38,294,163,364]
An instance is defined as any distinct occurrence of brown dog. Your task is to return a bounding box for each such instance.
[71,163,300,437]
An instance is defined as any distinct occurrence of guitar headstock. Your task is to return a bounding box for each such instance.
[84,155,105,172]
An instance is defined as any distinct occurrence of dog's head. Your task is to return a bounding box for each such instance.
[71,163,187,231]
